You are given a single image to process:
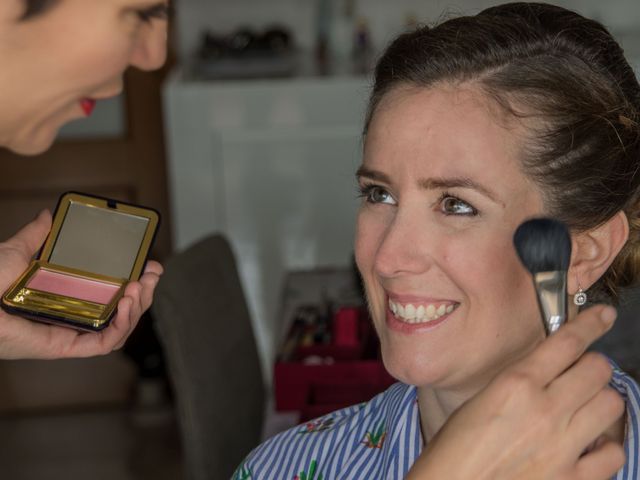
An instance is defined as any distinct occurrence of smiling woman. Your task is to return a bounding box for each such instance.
[356,86,547,392]
[235,3,640,480]
[0,0,168,361]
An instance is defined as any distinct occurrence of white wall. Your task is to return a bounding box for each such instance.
[163,77,370,382]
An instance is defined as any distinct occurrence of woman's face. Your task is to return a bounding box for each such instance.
[355,86,549,393]
[0,0,168,154]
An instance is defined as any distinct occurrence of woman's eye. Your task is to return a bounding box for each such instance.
[440,195,478,216]
[359,185,396,205]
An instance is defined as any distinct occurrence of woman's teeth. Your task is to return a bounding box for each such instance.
[389,299,456,324]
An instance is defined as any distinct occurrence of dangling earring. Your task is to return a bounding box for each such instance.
[574,285,587,306]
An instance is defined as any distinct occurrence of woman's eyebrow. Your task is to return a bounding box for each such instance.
[356,167,503,206]
[419,177,503,205]
[355,166,391,184]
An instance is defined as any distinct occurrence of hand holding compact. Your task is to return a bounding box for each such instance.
[0,210,163,359]
[406,305,625,480]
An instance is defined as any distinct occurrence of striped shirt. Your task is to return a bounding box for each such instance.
[235,363,640,480]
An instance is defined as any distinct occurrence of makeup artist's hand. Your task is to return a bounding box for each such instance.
[0,210,163,359]
[406,305,625,480]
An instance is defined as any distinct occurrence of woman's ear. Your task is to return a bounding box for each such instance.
[568,211,629,293]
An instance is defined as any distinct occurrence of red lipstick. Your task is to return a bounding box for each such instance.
[80,98,96,116]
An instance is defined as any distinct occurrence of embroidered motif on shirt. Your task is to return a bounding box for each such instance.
[298,417,335,434]
[294,459,324,480]
[361,421,387,449]
[233,463,253,480]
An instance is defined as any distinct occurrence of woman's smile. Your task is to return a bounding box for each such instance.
[386,294,460,333]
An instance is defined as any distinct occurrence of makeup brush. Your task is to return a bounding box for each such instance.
[513,218,572,336]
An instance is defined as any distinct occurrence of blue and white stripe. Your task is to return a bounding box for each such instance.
[610,363,640,480]
[237,365,640,479]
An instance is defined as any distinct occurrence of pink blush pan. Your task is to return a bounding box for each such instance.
[26,269,120,305]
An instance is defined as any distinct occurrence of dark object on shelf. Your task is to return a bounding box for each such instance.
[351,17,374,74]
[195,25,298,79]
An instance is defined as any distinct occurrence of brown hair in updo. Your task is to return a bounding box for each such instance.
[365,2,640,304]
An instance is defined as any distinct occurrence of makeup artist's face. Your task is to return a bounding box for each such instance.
[355,86,548,393]
[0,0,168,155]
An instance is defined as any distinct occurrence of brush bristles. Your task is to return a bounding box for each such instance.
[513,218,572,274]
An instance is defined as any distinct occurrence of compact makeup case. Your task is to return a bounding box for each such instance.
[2,192,159,332]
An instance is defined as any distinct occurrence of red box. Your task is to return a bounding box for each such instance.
[273,307,395,420]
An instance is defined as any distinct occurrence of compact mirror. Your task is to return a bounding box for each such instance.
[1,192,159,331]
[48,201,150,279]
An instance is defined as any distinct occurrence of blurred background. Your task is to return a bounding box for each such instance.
[0,1,638,479]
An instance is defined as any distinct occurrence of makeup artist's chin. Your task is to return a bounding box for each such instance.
[8,114,78,156]
[8,128,59,156]
[5,97,96,155]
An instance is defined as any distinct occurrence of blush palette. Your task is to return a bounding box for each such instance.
[26,269,120,305]
[2,192,159,331]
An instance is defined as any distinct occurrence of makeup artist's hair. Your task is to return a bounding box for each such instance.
[365,2,640,303]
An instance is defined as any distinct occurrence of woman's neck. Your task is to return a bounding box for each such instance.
[417,386,474,443]
[416,369,506,444]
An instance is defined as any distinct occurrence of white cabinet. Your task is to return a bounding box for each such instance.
[163,73,370,380]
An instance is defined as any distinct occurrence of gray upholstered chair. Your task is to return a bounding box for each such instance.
[152,234,265,480]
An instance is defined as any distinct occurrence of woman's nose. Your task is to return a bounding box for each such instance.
[129,22,168,71]
[373,211,433,279]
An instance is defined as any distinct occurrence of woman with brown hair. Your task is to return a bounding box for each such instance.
[236,3,640,478]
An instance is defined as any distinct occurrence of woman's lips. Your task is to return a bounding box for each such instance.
[80,98,96,116]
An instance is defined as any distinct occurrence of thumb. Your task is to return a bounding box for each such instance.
[5,210,52,257]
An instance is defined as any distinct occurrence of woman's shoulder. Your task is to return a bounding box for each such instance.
[233,382,417,480]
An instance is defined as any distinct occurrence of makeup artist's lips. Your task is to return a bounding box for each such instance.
[80,98,96,116]
[386,295,459,333]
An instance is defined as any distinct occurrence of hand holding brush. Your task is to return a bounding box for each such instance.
[406,305,624,480]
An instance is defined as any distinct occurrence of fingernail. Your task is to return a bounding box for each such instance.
[600,306,617,326]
